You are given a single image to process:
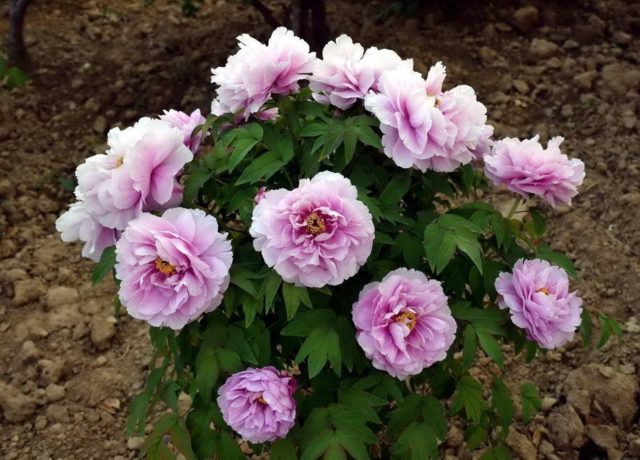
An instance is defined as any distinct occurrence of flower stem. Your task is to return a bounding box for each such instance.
[507,197,522,219]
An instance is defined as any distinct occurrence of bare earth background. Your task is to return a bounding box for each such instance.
[1,0,639,459]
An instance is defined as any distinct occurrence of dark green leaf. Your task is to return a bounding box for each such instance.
[491,378,513,432]
[462,324,477,369]
[580,309,592,348]
[476,329,504,368]
[520,382,541,424]
[92,246,116,286]
[452,376,487,423]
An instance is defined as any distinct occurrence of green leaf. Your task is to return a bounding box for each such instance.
[230,268,258,298]
[422,396,448,439]
[597,313,623,348]
[452,376,487,423]
[355,125,382,149]
[476,329,504,368]
[296,327,331,378]
[283,282,311,321]
[520,382,541,424]
[464,424,487,450]
[302,428,334,460]
[326,328,342,377]
[379,174,411,207]
[580,309,592,348]
[216,348,243,373]
[282,309,336,337]
[453,228,483,274]
[182,165,212,205]
[342,128,358,167]
[217,431,244,460]
[235,152,286,185]
[227,326,258,365]
[391,422,438,460]
[228,137,260,171]
[491,378,513,432]
[195,342,219,401]
[261,271,282,312]
[242,293,261,327]
[480,445,511,460]
[462,324,477,369]
[6,66,29,89]
[438,214,484,233]
[537,244,578,279]
[271,438,297,460]
[323,441,347,460]
[168,420,197,460]
[92,246,116,286]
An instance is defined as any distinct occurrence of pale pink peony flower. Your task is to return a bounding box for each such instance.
[309,35,373,110]
[364,69,451,171]
[495,259,582,349]
[159,109,206,154]
[56,201,119,261]
[352,268,457,379]
[211,27,315,119]
[115,208,232,330]
[361,46,413,93]
[249,171,375,288]
[438,84,494,169]
[309,35,412,110]
[217,367,296,443]
[484,135,585,207]
[76,118,192,230]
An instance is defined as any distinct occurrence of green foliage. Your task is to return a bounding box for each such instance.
[119,88,602,459]
[92,246,116,286]
[0,55,29,89]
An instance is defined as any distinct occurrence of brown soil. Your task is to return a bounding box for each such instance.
[1,1,639,459]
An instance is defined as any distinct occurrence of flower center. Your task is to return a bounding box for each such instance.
[537,287,550,295]
[257,395,267,405]
[434,97,441,108]
[306,212,327,236]
[115,156,124,168]
[393,311,417,331]
[155,257,176,276]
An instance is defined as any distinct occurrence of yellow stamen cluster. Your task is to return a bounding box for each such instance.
[306,212,327,236]
[393,311,417,331]
[537,287,550,295]
[155,257,176,276]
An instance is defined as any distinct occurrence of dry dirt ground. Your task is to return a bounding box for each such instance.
[1,0,639,459]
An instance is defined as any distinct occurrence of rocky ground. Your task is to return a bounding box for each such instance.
[0,0,639,459]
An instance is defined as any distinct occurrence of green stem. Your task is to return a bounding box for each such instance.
[506,197,522,219]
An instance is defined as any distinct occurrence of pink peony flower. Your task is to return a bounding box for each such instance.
[211,27,315,119]
[361,46,413,93]
[249,171,374,288]
[495,259,582,349]
[76,118,193,230]
[254,186,267,204]
[115,208,232,329]
[352,268,457,379]
[159,109,206,154]
[310,35,413,110]
[56,201,119,261]
[484,136,585,207]
[438,84,494,169]
[217,367,296,443]
[309,35,373,110]
[364,69,451,172]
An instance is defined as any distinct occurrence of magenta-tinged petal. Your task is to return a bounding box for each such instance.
[495,258,583,349]
[115,208,232,330]
[352,268,457,379]
[484,136,585,207]
[217,367,296,443]
[249,171,374,288]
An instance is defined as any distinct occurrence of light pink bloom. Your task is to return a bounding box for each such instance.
[159,109,206,154]
[250,171,374,288]
[484,136,585,207]
[76,118,192,230]
[309,36,412,110]
[56,201,119,262]
[361,47,413,93]
[211,27,315,119]
[254,186,267,204]
[438,84,494,169]
[364,69,450,171]
[495,259,582,349]
[217,367,296,443]
[115,208,232,330]
[353,268,456,379]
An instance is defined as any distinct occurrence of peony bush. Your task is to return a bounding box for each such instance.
[56,27,620,460]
